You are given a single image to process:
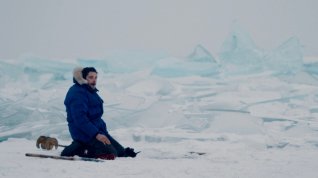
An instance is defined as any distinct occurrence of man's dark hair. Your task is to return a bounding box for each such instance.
[82,67,97,79]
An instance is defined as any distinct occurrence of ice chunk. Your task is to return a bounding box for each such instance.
[126,78,174,97]
[304,62,318,74]
[264,37,303,74]
[207,113,264,135]
[23,57,74,81]
[152,45,219,77]
[151,57,219,77]
[187,44,217,63]
[78,51,167,73]
[219,26,264,75]
[0,61,23,84]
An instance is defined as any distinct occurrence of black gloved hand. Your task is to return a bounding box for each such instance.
[124,147,140,158]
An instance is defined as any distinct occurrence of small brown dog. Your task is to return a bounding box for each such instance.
[36,136,58,150]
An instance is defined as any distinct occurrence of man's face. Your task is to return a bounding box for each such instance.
[86,72,97,89]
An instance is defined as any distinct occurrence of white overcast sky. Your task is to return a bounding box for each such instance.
[0,0,317,59]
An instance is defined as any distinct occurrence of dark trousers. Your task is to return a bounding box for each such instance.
[61,133,126,158]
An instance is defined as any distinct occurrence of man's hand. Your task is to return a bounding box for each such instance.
[96,134,111,145]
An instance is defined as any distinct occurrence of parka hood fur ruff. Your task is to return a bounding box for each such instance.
[73,67,87,85]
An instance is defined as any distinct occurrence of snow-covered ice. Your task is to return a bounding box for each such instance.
[1,29,318,178]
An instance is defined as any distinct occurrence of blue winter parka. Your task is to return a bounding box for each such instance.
[64,79,108,143]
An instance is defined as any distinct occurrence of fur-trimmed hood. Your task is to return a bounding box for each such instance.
[73,67,87,85]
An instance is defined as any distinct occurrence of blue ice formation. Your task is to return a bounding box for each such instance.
[151,45,219,77]
[218,26,305,75]
[187,44,217,63]
[151,57,219,77]
[304,62,318,75]
[218,26,264,75]
[78,51,168,74]
[23,57,75,81]
[263,37,303,74]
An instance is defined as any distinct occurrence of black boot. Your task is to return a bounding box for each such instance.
[124,147,140,158]
[61,141,86,157]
